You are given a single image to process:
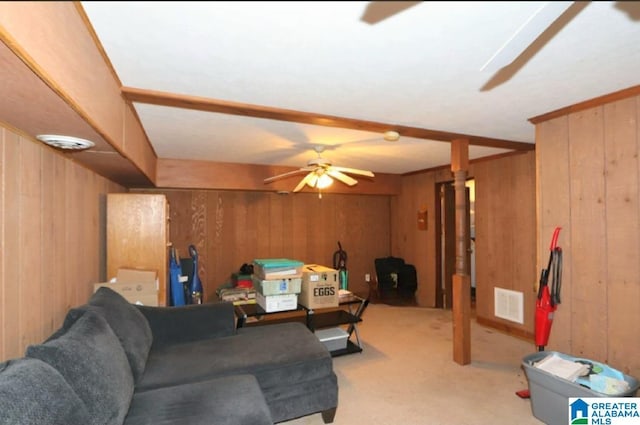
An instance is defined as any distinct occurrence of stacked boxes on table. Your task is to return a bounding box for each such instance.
[299,264,339,309]
[299,265,344,351]
[252,259,304,312]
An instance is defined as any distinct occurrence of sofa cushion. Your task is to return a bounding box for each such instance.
[0,357,91,425]
[88,286,153,382]
[138,322,333,392]
[26,308,134,425]
[125,374,272,425]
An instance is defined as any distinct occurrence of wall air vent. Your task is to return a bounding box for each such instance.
[36,134,95,151]
[494,287,524,324]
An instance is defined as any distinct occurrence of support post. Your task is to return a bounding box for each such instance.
[451,139,471,365]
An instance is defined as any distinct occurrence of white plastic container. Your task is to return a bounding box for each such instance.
[314,327,349,352]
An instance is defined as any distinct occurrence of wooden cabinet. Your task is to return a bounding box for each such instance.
[107,193,170,306]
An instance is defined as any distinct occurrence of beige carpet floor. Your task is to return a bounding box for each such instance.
[282,303,544,425]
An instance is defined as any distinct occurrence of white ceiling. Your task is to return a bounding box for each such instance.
[80,1,640,175]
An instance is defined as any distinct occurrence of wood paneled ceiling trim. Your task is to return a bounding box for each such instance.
[121,86,535,151]
[529,84,640,124]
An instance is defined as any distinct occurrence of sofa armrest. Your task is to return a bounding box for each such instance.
[135,302,236,348]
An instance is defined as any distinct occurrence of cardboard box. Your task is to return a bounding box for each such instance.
[253,258,304,280]
[116,268,158,285]
[256,292,298,313]
[252,276,302,296]
[94,267,159,306]
[299,264,339,309]
[93,282,158,306]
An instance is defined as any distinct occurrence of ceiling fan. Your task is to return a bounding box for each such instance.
[361,1,577,73]
[264,145,375,193]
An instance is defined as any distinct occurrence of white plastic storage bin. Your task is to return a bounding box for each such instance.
[314,327,349,352]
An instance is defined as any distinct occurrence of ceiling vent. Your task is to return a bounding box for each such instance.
[36,134,95,151]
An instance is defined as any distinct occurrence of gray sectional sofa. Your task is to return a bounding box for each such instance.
[0,287,338,424]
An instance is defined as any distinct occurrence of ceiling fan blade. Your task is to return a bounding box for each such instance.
[293,172,316,192]
[264,168,312,184]
[327,169,358,187]
[480,1,574,73]
[360,1,421,25]
[330,165,375,178]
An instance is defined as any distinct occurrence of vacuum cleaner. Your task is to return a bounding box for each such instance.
[333,241,348,291]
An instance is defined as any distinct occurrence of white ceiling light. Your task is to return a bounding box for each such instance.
[36,134,95,151]
[383,131,400,142]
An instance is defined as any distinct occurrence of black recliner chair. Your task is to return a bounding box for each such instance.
[374,256,418,298]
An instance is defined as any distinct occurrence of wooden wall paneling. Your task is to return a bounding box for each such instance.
[84,169,100,304]
[160,190,194,260]
[251,192,272,260]
[190,190,208,293]
[398,176,417,296]
[0,124,124,362]
[2,129,21,359]
[418,174,437,308]
[536,116,572,352]
[65,160,82,307]
[0,129,21,359]
[329,194,343,268]
[568,107,608,360]
[128,189,394,303]
[280,192,295,259]
[311,192,331,265]
[40,143,55,337]
[19,136,42,347]
[465,152,536,336]
[515,152,537,331]
[603,97,640,374]
[337,194,364,295]
[219,191,241,295]
[0,129,4,359]
[205,191,222,299]
[269,192,285,255]
[51,154,68,328]
[473,165,492,321]
[232,192,249,267]
[80,165,97,303]
[474,160,509,322]
[407,175,433,307]
[291,193,309,263]
[365,195,393,297]
[472,166,487,317]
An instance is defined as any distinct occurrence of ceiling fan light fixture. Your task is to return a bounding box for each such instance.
[316,173,333,189]
[307,173,333,189]
[383,130,400,142]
